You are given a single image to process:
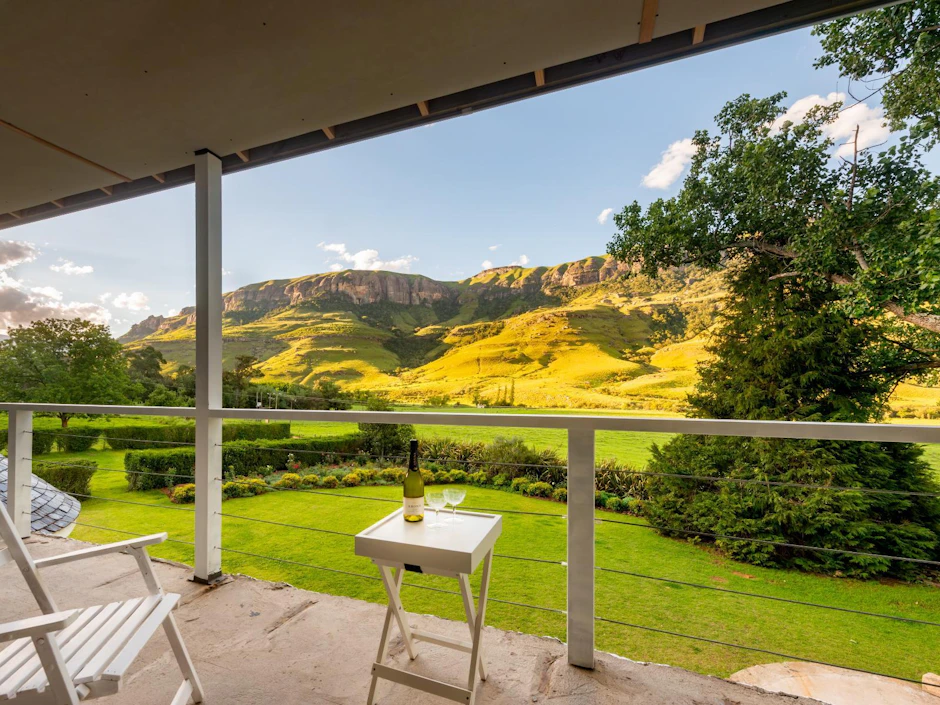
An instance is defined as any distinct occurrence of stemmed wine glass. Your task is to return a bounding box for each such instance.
[443,487,466,524]
[426,491,447,529]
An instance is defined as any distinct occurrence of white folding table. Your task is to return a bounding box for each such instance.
[355,507,502,705]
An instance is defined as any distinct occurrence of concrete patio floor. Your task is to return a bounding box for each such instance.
[2,536,823,705]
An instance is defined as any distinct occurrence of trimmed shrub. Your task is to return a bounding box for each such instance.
[469,472,487,486]
[105,422,291,450]
[171,484,196,504]
[433,470,451,484]
[420,469,434,484]
[301,474,321,487]
[33,459,96,496]
[320,475,340,489]
[447,469,469,484]
[124,434,364,490]
[223,478,268,499]
[342,473,361,487]
[31,432,55,456]
[39,430,100,453]
[604,496,623,512]
[552,487,568,503]
[511,477,531,493]
[524,481,552,498]
[379,468,405,484]
[273,473,302,489]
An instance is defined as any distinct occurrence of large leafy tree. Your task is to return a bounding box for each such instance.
[608,93,940,375]
[0,319,131,426]
[640,263,940,577]
[814,0,940,145]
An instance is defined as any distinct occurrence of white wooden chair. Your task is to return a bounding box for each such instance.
[0,503,205,704]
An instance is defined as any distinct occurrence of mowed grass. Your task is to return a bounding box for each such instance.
[61,445,940,682]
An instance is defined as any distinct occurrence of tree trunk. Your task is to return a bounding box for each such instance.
[59,414,70,428]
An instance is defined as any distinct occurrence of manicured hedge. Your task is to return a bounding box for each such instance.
[125,434,365,490]
[104,422,291,450]
[33,459,97,496]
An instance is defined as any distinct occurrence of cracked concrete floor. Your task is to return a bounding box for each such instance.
[1,536,823,705]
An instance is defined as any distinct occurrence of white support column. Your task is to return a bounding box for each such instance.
[193,149,223,583]
[7,411,33,538]
[567,428,595,668]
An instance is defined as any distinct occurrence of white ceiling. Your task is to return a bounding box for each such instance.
[0,0,869,220]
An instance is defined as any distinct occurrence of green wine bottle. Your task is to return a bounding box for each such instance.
[403,438,424,522]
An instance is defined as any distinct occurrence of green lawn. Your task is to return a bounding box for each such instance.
[60,446,940,683]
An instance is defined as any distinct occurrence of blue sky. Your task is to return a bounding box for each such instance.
[3,26,938,336]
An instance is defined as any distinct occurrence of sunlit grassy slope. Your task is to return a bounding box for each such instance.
[129,259,940,414]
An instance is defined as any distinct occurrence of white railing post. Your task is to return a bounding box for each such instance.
[7,410,33,538]
[567,427,595,668]
[193,149,223,583]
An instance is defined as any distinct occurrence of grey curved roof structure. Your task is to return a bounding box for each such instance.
[0,455,81,535]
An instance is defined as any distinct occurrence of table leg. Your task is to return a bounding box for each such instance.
[466,550,492,704]
[379,564,417,660]
[368,567,412,705]
[458,574,486,682]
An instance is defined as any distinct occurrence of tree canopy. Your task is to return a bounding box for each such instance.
[814,0,940,145]
[0,319,131,426]
[608,93,940,378]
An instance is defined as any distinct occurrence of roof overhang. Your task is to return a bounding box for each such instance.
[0,0,891,231]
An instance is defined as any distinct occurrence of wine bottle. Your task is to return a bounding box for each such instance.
[403,438,424,522]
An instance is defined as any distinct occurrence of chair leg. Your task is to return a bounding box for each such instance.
[163,613,206,703]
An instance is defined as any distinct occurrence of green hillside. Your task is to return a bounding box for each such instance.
[123,256,940,414]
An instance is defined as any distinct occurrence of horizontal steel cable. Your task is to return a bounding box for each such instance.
[32,463,197,482]
[211,442,567,470]
[71,520,195,546]
[596,565,940,627]
[28,430,196,446]
[215,476,565,517]
[594,614,923,685]
[217,511,563,564]
[218,546,564,613]
[69,493,196,512]
[607,467,940,499]
[598,516,940,566]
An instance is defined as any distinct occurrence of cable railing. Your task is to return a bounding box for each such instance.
[3,401,940,688]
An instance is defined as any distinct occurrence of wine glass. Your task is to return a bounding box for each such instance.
[426,491,447,529]
[444,487,466,524]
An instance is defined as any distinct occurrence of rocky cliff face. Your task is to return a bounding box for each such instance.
[119,255,633,342]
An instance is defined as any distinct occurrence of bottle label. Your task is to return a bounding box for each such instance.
[403,497,425,517]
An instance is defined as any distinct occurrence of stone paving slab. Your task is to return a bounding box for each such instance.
[1,536,823,705]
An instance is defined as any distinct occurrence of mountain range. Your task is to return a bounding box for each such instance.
[122,255,938,413]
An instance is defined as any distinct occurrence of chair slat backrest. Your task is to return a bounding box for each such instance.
[0,503,58,614]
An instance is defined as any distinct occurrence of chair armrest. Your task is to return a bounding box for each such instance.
[0,610,78,644]
[34,533,167,569]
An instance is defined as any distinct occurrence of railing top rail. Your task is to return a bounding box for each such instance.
[0,402,938,443]
[0,403,194,418]
[212,407,940,444]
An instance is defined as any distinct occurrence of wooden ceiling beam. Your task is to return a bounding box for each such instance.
[534,69,545,87]
[417,100,429,117]
[322,126,336,140]
[639,0,658,44]
[693,24,706,44]
[151,173,165,183]
[51,199,64,208]
[235,150,249,163]
[7,211,23,219]
[99,185,113,196]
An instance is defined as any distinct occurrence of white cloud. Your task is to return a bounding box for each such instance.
[0,240,39,270]
[642,138,697,189]
[222,268,233,276]
[112,292,150,311]
[597,208,614,225]
[166,308,180,317]
[49,259,93,276]
[481,260,494,270]
[511,254,530,267]
[317,242,417,272]
[30,286,63,301]
[772,92,889,158]
[488,244,501,251]
[98,292,112,303]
